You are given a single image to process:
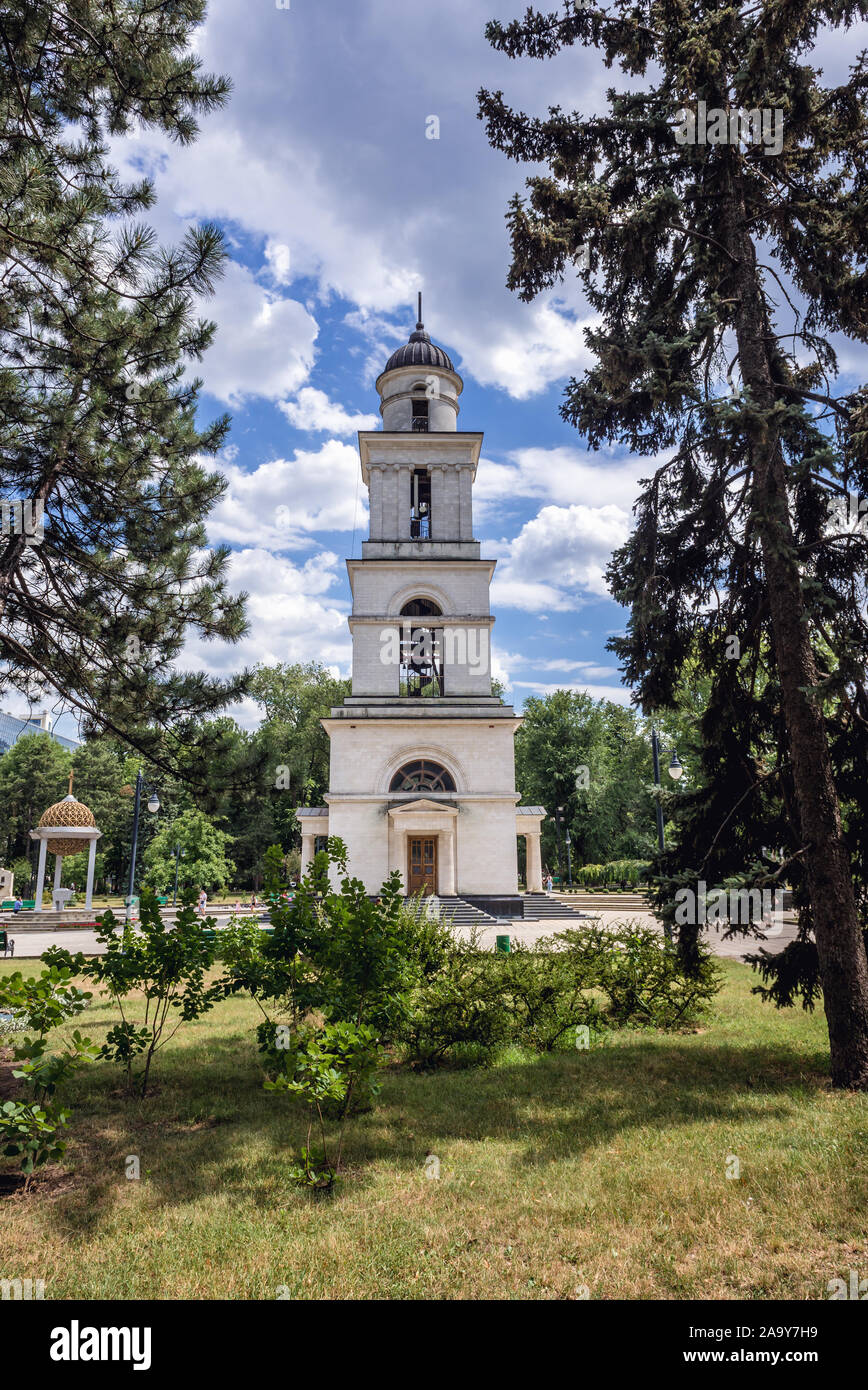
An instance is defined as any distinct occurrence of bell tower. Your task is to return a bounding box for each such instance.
[296,302,545,902]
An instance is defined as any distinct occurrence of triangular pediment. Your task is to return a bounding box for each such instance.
[388,798,458,817]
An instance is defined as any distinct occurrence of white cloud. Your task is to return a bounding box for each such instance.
[206,440,367,549]
[278,387,378,435]
[491,503,631,612]
[511,680,634,707]
[196,260,318,406]
[180,547,351,685]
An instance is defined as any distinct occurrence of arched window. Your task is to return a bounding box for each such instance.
[400,597,441,617]
[411,383,429,432]
[399,597,443,696]
[389,759,456,793]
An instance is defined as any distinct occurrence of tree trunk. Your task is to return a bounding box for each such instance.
[723,166,868,1088]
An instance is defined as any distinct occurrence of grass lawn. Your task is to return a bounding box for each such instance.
[1,956,866,1300]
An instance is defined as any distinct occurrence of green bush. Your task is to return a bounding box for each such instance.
[400,920,719,1064]
[398,930,513,1066]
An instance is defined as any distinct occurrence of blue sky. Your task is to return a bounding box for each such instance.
[11,0,867,739]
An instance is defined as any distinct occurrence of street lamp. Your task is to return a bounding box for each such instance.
[651,729,684,942]
[172,844,183,906]
[125,768,160,923]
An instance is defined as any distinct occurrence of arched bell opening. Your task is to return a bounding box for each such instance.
[399,598,443,697]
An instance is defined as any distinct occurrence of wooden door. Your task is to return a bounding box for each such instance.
[408,837,437,895]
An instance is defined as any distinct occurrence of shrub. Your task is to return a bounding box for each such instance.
[0,966,98,1182]
[554,922,720,1028]
[398,930,513,1065]
[263,1020,384,1189]
[45,890,223,1097]
[401,920,719,1064]
[497,939,606,1051]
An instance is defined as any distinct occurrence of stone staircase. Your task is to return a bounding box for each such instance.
[405,895,500,928]
[405,894,599,927]
[521,893,599,921]
[552,891,649,913]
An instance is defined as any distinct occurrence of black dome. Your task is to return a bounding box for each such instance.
[382,325,454,375]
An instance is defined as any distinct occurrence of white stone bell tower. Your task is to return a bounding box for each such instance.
[296,299,544,901]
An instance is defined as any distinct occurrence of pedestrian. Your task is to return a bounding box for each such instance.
[13,895,22,914]
[544,871,553,893]
[197,888,207,916]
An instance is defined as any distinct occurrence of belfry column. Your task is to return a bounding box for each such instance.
[397,465,411,538]
[429,466,446,540]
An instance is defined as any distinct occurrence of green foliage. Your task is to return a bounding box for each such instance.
[143,808,235,894]
[573,860,651,888]
[0,1100,70,1178]
[398,931,514,1066]
[400,921,720,1064]
[0,734,71,862]
[478,0,868,1085]
[515,692,658,873]
[249,662,351,814]
[0,965,97,1179]
[0,0,248,757]
[0,965,91,1037]
[46,891,222,1097]
[263,1021,384,1190]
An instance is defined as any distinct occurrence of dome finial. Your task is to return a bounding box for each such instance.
[68,768,74,797]
[416,291,423,331]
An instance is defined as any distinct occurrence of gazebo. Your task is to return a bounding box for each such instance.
[30,773,102,912]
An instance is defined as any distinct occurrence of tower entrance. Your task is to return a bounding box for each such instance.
[407,836,438,895]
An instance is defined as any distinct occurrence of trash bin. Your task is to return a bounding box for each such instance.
[495,934,510,955]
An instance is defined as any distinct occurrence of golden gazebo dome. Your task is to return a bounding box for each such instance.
[39,788,97,855]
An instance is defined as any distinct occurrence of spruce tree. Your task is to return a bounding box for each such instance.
[479,0,868,1085]
[0,1,248,774]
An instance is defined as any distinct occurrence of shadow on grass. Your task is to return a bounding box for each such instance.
[38,1029,832,1236]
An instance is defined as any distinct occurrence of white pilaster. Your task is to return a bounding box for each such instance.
[53,855,63,891]
[458,464,473,540]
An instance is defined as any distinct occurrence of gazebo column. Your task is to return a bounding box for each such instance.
[53,855,63,891]
[524,832,543,892]
[34,838,47,911]
[85,838,97,909]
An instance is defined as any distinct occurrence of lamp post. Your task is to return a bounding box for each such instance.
[126,769,160,923]
[651,729,683,942]
[172,844,183,906]
[552,804,564,882]
[558,806,573,888]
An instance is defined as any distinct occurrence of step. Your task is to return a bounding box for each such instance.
[521,894,600,921]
